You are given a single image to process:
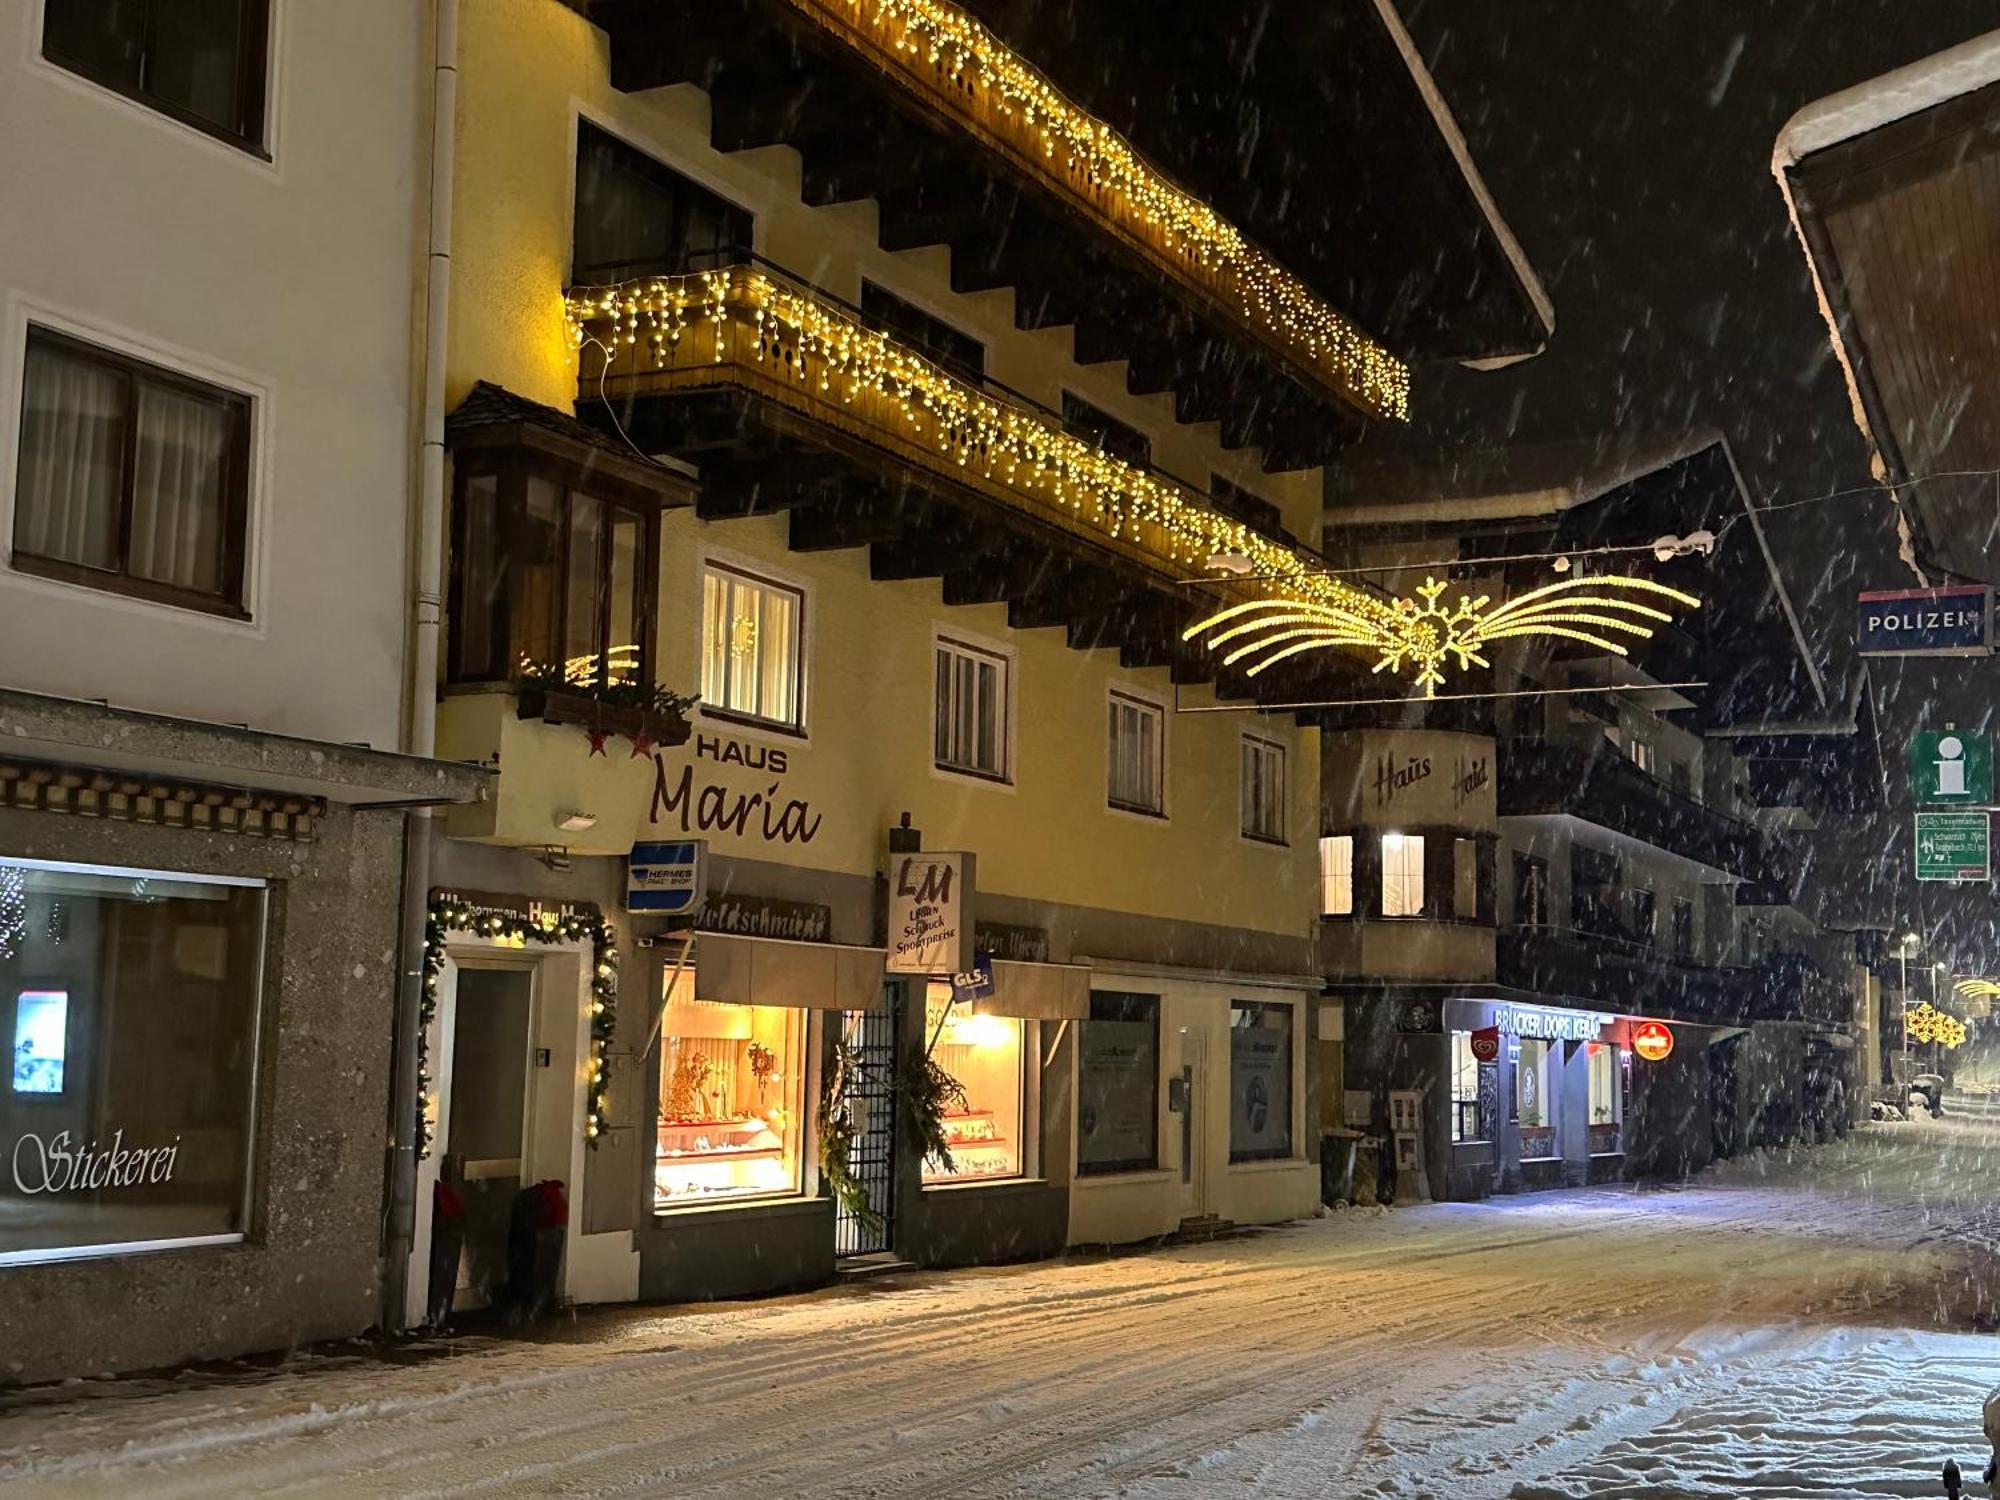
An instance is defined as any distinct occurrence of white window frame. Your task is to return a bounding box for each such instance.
[931,627,1015,787]
[1239,733,1287,845]
[1381,831,1425,918]
[697,554,808,736]
[1105,685,1167,819]
[1319,835,1355,916]
[0,298,271,637]
[24,0,286,175]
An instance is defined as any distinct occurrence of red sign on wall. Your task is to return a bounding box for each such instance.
[1469,1027,1501,1064]
[1632,1021,1675,1062]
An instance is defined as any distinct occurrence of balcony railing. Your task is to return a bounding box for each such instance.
[1500,738,1764,877]
[1501,928,1848,1029]
[1501,927,1750,1026]
[773,0,1408,422]
[568,264,1404,632]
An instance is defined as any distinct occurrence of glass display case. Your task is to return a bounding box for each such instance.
[655,998,805,1208]
[922,996,1025,1185]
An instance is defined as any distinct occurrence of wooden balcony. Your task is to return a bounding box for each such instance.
[579,0,1423,468]
[570,263,1390,705]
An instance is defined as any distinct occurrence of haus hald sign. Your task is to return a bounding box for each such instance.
[1858,585,1992,658]
[1373,747,1492,811]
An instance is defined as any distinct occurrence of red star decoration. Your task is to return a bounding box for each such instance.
[628,729,657,759]
[585,726,609,757]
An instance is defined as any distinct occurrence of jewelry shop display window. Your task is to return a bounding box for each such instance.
[655,988,807,1208]
[2,859,268,1265]
[922,987,1025,1184]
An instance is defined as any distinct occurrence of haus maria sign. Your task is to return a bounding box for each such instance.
[650,734,822,846]
[1858,585,1992,657]
[887,851,974,975]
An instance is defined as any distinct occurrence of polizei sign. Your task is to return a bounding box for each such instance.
[1858,585,1992,657]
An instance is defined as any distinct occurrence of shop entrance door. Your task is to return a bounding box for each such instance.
[444,966,537,1310]
[1177,1024,1213,1221]
[833,999,898,1258]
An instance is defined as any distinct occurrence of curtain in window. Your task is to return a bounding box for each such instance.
[702,569,799,725]
[14,343,123,572]
[129,382,229,594]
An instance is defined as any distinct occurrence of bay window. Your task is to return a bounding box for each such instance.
[1319,835,1354,915]
[1381,833,1425,917]
[450,468,653,691]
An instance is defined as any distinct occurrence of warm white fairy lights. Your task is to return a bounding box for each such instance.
[568,270,1697,698]
[567,267,1382,584]
[781,0,1409,420]
[1184,574,1703,697]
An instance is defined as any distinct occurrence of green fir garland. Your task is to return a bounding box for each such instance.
[420,894,619,1157]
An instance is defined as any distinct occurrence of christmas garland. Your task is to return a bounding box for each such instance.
[420,894,620,1157]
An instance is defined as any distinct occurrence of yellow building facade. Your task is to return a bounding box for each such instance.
[414,0,1334,1317]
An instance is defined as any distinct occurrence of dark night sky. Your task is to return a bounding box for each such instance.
[1398,2,1995,657]
[1396,4,2000,953]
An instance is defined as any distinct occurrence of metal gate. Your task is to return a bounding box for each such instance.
[833,1001,898,1257]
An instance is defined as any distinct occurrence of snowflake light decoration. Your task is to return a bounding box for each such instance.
[1184,574,1702,697]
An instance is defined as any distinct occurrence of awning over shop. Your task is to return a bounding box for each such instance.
[973,960,1092,1021]
[694,933,886,1011]
[0,687,491,810]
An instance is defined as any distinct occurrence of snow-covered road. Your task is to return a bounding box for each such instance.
[5,1120,2000,1498]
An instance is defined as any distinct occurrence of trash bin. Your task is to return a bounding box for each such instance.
[1320,1132,1359,1206]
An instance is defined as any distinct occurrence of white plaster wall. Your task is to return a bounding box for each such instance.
[0,0,421,749]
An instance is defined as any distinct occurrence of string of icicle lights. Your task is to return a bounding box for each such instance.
[567,269,1699,698]
[782,0,1409,421]
[567,267,1380,576]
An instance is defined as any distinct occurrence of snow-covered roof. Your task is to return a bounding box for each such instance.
[1773,28,2000,169]
[1370,0,1555,354]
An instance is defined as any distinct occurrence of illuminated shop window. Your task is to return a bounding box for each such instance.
[922,990,1024,1184]
[11,990,67,1095]
[1381,832,1425,917]
[1,860,267,1266]
[655,998,806,1208]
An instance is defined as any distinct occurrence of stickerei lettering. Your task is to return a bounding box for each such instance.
[651,736,821,845]
[10,1129,180,1195]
